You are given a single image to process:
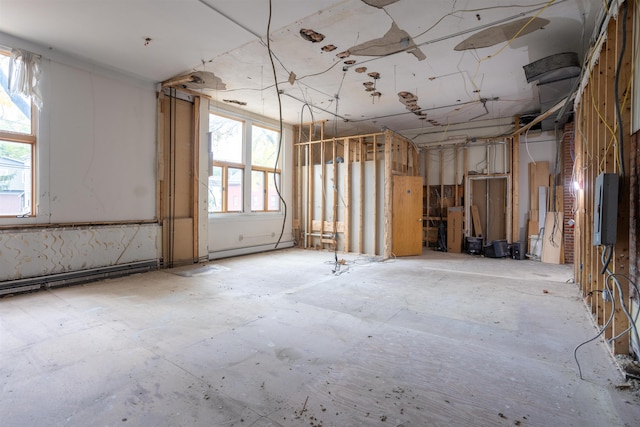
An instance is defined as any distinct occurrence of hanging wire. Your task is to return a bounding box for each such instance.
[266,0,287,248]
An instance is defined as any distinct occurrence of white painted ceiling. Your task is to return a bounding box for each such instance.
[0,0,601,142]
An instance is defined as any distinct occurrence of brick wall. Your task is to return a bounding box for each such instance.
[562,122,575,264]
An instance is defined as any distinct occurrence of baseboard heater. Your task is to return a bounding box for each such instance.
[0,260,158,296]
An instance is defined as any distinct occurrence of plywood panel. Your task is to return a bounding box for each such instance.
[541,212,563,264]
[392,176,423,256]
[471,205,482,237]
[173,218,194,262]
[447,207,463,253]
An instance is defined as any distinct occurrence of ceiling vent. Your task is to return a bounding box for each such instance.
[523,52,580,130]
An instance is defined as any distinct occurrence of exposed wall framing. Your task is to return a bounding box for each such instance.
[422,140,512,249]
[292,127,418,257]
[573,0,635,356]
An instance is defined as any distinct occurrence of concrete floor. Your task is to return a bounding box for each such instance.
[1,248,639,427]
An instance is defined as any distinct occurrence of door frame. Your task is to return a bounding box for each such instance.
[465,174,512,243]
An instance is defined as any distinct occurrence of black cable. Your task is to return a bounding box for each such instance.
[613,1,627,198]
[267,0,287,249]
[574,244,615,379]
[574,243,640,379]
[573,296,615,380]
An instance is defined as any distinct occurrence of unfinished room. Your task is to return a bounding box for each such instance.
[2,0,640,425]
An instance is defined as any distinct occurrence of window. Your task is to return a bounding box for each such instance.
[251,125,280,212]
[208,113,244,213]
[208,113,281,214]
[0,51,35,217]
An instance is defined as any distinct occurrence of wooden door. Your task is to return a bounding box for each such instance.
[159,94,197,267]
[392,176,423,256]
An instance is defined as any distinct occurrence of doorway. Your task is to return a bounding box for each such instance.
[467,176,511,243]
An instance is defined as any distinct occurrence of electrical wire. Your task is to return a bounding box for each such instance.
[266,0,287,249]
[612,0,627,196]
[574,244,640,379]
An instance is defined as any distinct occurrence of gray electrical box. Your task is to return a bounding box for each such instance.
[593,172,618,246]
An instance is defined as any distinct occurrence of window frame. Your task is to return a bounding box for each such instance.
[208,111,283,215]
[0,49,37,218]
[250,123,281,213]
[208,112,245,214]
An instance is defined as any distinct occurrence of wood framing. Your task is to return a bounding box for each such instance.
[574,1,634,355]
[292,129,418,257]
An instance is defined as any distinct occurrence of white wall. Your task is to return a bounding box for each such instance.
[517,129,557,241]
[0,33,160,283]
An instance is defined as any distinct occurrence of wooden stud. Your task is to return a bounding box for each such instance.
[320,140,325,244]
[373,135,378,255]
[512,116,520,243]
[424,148,430,245]
[344,138,351,253]
[332,138,338,248]
[384,132,393,258]
[307,143,313,248]
[440,149,445,217]
[192,96,200,262]
[359,137,365,254]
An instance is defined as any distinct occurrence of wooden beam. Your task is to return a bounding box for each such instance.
[359,138,365,254]
[192,96,200,262]
[424,148,430,245]
[384,132,393,258]
[332,138,338,249]
[373,136,378,255]
[440,149,445,216]
[162,74,196,89]
[511,96,569,136]
[320,140,326,245]
[344,139,351,253]
[512,115,520,242]
[307,144,313,248]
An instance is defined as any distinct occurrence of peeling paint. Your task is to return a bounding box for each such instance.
[355,67,367,73]
[349,22,426,61]
[321,44,337,52]
[367,71,380,79]
[397,91,429,117]
[362,0,400,8]
[455,17,549,51]
[300,28,325,43]
[336,50,351,59]
[183,71,226,91]
[343,60,356,65]
[223,99,247,106]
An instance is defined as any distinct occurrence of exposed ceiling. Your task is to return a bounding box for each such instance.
[0,0,601,143]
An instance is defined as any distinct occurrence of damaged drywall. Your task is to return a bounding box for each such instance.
[361,0,400,8]
[348,22,426,61]
[0,224,159,282]
[455,17,549,51]
[300,28,326,43]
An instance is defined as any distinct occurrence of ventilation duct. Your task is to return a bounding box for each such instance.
[523,52,580,130]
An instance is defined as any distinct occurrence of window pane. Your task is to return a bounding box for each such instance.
[227,168,243,212]
[0,140,31,215]
[0,55,31,134]
[251,125,279,168]
[208,166,223,213]
[267,172,280,211]
[209,114,242,163]
[251,170,265,211]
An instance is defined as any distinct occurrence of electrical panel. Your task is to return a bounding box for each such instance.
[592,172,619,246]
